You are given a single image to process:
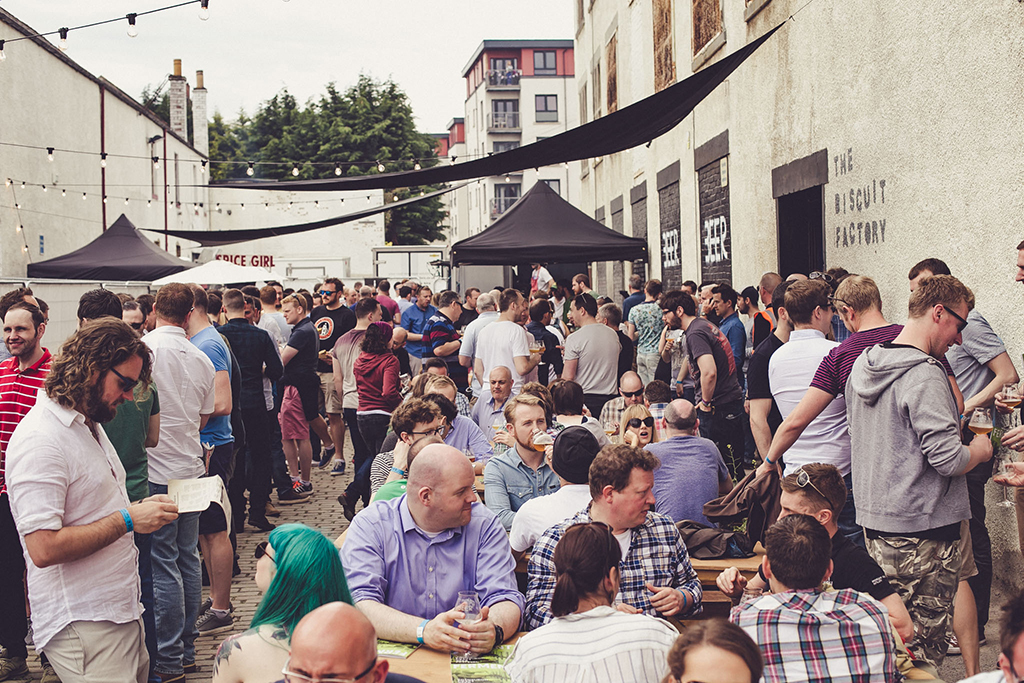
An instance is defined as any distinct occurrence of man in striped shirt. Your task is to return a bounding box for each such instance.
[0,301,51,680]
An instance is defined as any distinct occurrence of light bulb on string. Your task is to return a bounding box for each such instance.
[15,225,21,232]
[414,161,421,171]
[58,28,69,52]
[200,160,207,173]
[504,174,511,183]
[100,152,107,168]
[0,40,6,62]
[264,203,269,211]
[41,185,47,192]
[3,178,9,187]
[124,197,129,205]
[20,181,25,189]
[21,245,27,253]
[239,203,245,210]
[450,156,457,166]
[126,14,138,38]
[13,203,19,210]
[147,199,152,206]
[47,147,54,162]
[215,203,221,212]
[291,166,299,177]
[102,196,108,204]
[392,194,399,202]
[153,156,160,169]
[246,162,254,176]
[61,189,66,197]
[377,161,385,173]
[198,0,210,20]
[82,192,87,200]
[334,165,342,176]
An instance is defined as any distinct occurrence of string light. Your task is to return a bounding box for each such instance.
[58,28,69,52]
[102,196,108,204]
[41,184,47,192]
[46,147,54,162]
[21,245,27,253]
[61,189,66,197]
[152,156,160,169]
[200,160,207,173]
[264,202,269,210]
[124,197,129,205]
[14,203,20,209]
[335,165,342,176]
[450,156,457,165]
[376,161,385,173]
[3,179,9,188]
[291,166,299,177]
[147,199,152,206]
[126,14,139,38]
[198,0,210,20]
[246,162,254,176]
[100,152,107,168]
[414,162,421,171]
[82,192,87,200]
[504,174,511,183]
[239,203,245,210]
[15,225,22,232]
[20,181,25,189]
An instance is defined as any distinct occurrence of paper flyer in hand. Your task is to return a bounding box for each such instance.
[167,477,231,530]
[376,639,420,659]
[451,643,515,682]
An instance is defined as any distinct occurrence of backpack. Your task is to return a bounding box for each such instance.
[675,520,755,559]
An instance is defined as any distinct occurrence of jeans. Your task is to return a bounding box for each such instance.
[241,407,273,515]
[357,413,392,460]
[134,531,157,675]
[0,493,28,659]
[697,399,746,480]
[837,472,865,548]
[966,457,994,632]
[344,407,373,506]
[148,483,201,674]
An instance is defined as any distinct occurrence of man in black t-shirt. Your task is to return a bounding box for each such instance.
[747,280,792,461]
[716,463,914,643]
[661,290,744,479]
[310,278,356,468]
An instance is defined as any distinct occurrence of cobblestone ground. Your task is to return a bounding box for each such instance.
[20,434,356,683]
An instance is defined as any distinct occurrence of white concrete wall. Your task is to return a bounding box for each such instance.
[578,0,1024,592]
[0,15,208,279]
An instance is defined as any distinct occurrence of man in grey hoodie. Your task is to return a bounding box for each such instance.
[846,274,993,667]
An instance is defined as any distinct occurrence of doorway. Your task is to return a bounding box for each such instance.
[776,185,824,278]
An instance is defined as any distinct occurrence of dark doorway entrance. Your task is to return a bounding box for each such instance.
[777,185,824,278]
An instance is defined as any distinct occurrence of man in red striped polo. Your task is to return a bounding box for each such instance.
[0,300,52,680]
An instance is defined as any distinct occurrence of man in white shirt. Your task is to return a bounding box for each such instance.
[143,283,217,681]
[459,292,499,398]
[6,318,178,683]
[509,426,600,556]
[474,289,541,399]
[563,295,620,418]
[767,279,857,540]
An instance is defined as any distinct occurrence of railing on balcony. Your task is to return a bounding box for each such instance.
[487,112,521,131]
[490,196,520,219]
[486,69,522,89]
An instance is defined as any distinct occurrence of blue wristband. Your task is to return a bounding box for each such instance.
[391,467,407,477]
[119,508,133,534]
[416,619,428,644]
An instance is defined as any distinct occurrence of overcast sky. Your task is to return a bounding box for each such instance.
[3,0,575,133]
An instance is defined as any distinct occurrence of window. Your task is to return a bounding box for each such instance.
[606,34,618,114]
[490,58,518,71]
[692,0,723,56]
[542,179,561,195]
[534,51,557,75]
[592,62,602,119]
[536,95,558,122]
[494,141,520,153]
[653,0,676,91]
[579,82,588,124]
[491,100,520,129]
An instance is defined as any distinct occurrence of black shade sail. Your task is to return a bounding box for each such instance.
[141,183,464,247]
[27,214,192,281]
[211,25,781,193]
[450,182,647,265]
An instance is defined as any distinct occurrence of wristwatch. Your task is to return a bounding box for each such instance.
[492,624,505,650]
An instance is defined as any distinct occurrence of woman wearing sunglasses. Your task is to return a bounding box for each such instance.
[212,524,353,683]
[619,405,660,448]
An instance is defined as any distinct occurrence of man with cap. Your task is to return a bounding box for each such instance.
[508,426,601,556]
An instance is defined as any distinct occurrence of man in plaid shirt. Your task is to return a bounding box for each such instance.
[731,514,899,683]
[525,444,702,629]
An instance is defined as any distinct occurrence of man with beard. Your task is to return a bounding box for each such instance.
[6,318,178,682]
[0,301,54,681]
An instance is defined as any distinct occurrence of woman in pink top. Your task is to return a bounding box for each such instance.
[354,322,402,457]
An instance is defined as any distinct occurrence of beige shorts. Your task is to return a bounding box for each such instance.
[319,371,342,414]
[958,519,977,581]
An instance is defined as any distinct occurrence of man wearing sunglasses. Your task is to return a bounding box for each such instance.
[598,371,645,432]
[847,275,992,667]
[311,278,356,471]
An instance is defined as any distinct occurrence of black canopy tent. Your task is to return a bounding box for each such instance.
[27,214,192,281]
[450,182,647,266]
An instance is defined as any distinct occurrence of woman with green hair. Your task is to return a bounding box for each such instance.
[212,524,352,683]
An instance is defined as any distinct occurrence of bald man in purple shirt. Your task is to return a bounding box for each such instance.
[340,444,522,655]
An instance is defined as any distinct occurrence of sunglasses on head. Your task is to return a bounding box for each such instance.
[795,467,829,502]
[109,366,140,393]
[627,416,655,429]
[255,541,275,563]
[809,271,835,286]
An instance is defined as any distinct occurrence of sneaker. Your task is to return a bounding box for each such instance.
[277,488,311,505]
[196,609,234,636]
[199,597,212,616]
[294,481,313,497]
[317,445,336,469]
[154,671,185,683]
[248,514,275,532]
[0,656,28,681]
[947,633,961,656]
[338,492,357,521]
[264,502,281,518]
[182,662,198,675]
[330,460,347,476]
[40,662,60,683]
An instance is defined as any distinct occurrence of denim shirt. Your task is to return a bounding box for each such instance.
[483,448,560,531]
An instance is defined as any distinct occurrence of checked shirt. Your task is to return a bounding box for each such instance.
[525,505,702,629]
[731,588,901,683]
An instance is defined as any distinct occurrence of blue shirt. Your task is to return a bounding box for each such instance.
[340,495,525,621]
[446,415,494,463]
[471,394,510,432]
[718,312,746,371]
[645,435,730,526]
[401,303,438,359]
[483,448,560,531]
[621,291,645,321]
[191,326,233,446]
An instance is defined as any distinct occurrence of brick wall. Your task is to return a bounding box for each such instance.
[658,182,681,289]
[698,158,732,285]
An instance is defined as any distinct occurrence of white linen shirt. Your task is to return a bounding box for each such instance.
[509,484,593,553]
[144,325,216,484]
[6,394,142,650]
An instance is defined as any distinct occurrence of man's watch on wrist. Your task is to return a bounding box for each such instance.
[492,624,504,650]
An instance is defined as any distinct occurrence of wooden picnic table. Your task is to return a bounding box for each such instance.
[689,544,765,584]
[386,635,521,683]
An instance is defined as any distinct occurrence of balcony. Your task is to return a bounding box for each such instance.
[486,69,521,89]
[487,112,521,132]
[490,195,520,219]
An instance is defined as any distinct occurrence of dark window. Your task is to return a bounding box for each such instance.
[693,0,723,56]
[494,141,520,153]
[490,58,518,71]
[606,34,618,114]
[534,51,557,75]
[542,179,561,195]
[536,95,558,122]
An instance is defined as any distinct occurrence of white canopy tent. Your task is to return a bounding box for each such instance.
[152,259,288,287]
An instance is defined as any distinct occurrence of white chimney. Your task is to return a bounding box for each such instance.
[168,59,187,139]
[192,70,208,155]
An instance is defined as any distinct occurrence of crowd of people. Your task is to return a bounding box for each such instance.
[1,249,1024,683]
